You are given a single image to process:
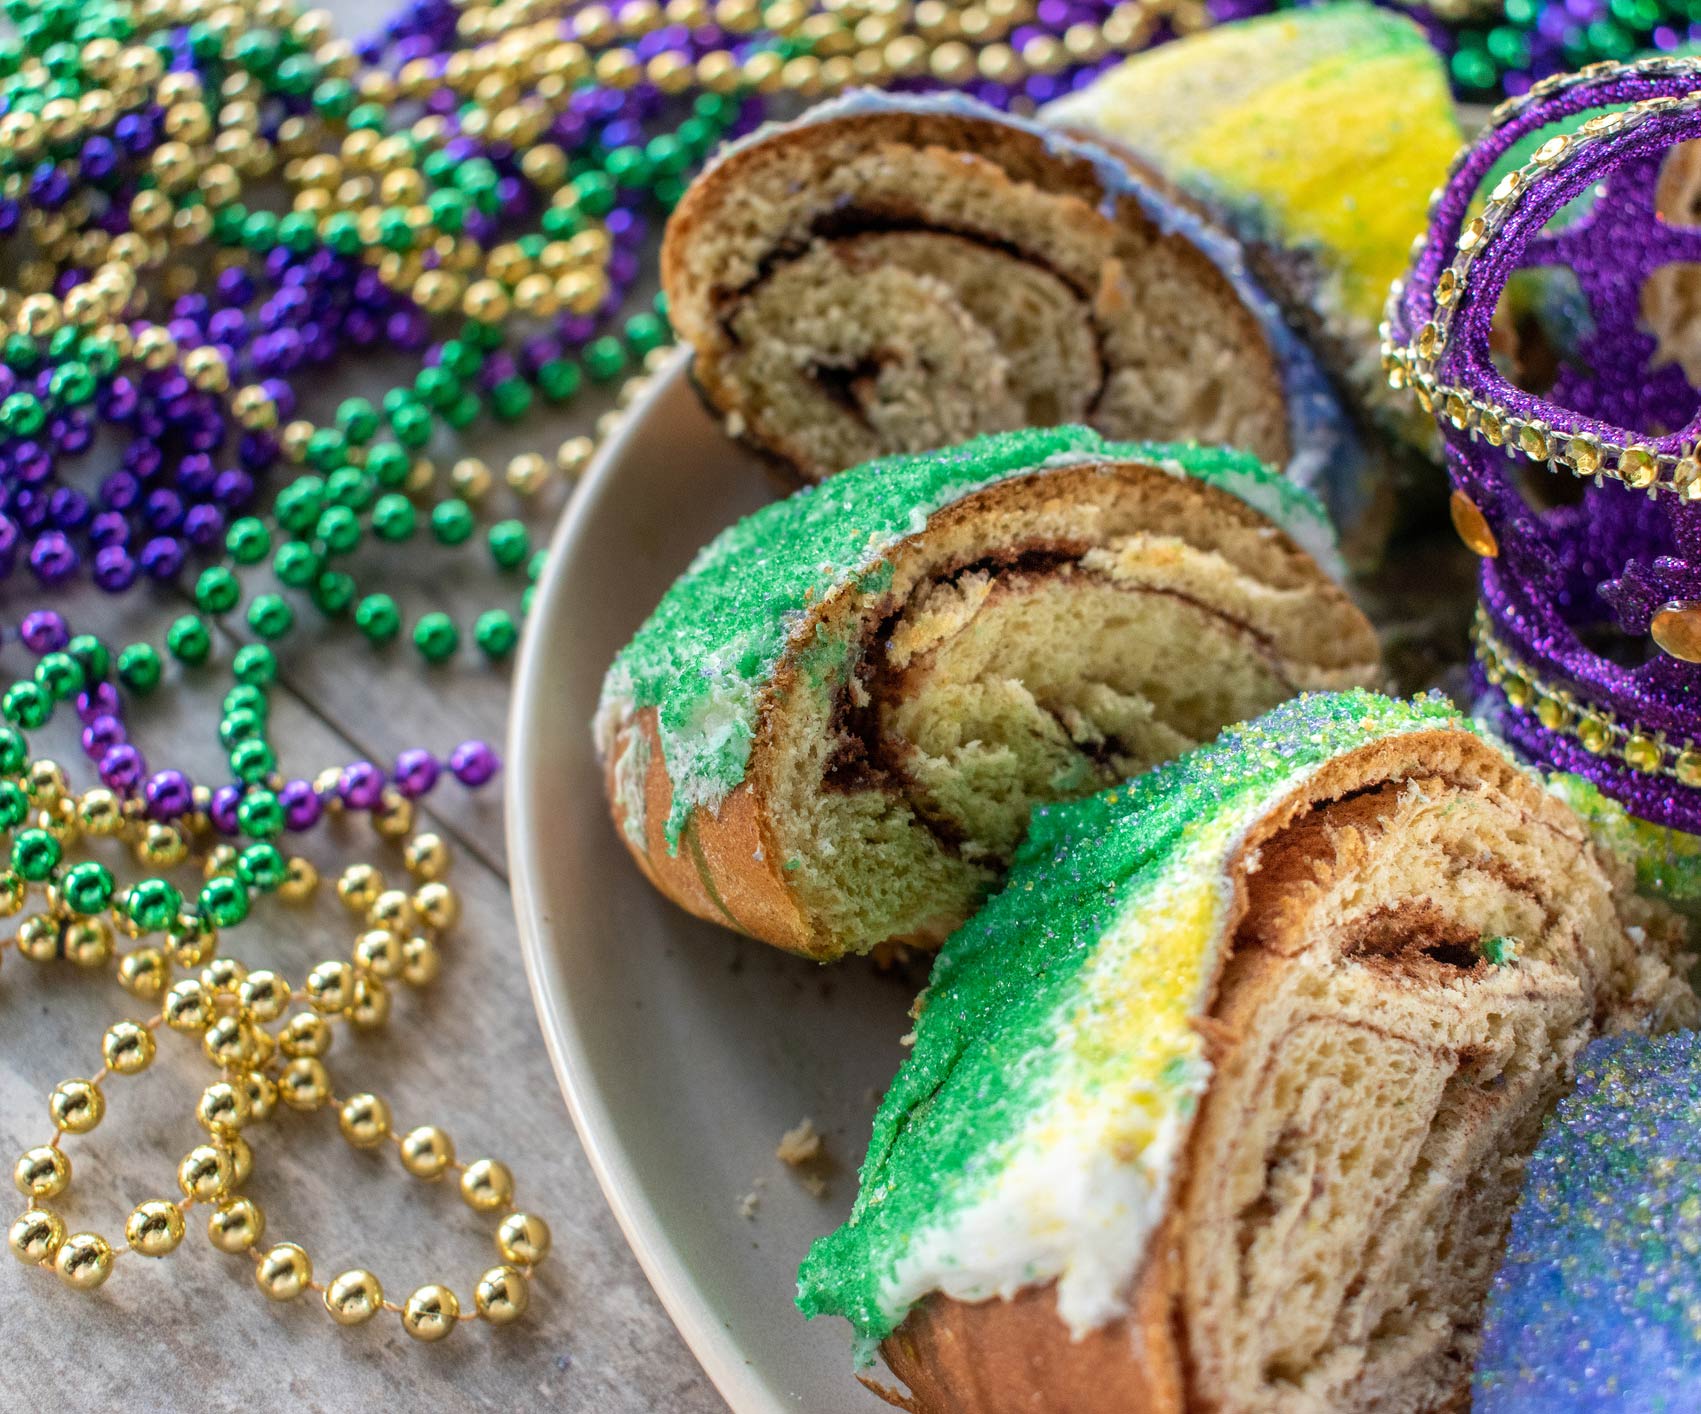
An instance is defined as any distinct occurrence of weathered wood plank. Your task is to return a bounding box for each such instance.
[1,578,721,1413]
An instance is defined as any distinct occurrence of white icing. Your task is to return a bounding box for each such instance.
[868,747,1397,1340]
[613,729,650,847]
[593,674,633,760]
[874,818,1254,1340]
[1204,461,1347,582]
[1036,449,1115,469]
[664,646,767,819]
[882,1060,1203,1339]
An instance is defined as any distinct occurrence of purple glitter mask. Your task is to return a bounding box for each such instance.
[1387,57,1701,836]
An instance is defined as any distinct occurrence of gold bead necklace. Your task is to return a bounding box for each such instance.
[7,779,551,1341]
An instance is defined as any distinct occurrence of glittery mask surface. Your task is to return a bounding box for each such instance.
[1388,57,1701,834]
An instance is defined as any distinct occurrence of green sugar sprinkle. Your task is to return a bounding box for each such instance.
[1543,770,1701,908]
[596,426,1340,849]
[1480,935,1518,967]
[797,689,1475,1349]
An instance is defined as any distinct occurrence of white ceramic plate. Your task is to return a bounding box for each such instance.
[509,348,912,1413]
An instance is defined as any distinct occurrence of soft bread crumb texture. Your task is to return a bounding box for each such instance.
[664,108,1289,482]
[764,466,1376,953]
[1645,141,1701,385]
[606,458,1377,959]
[1180,776,1685,1413]
[877,740,1694,1414]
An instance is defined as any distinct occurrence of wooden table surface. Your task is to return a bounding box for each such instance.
[0,464,727,1413]
[0,1,725,1398]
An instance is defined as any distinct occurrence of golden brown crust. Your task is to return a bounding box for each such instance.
[661,106,1289,482]
[604,706,970,960]
[662,109,1109,325]
[882,1252,1185,1414]
[604,708,819,956]
[870,728,1615,1414]
[599,457,1379,960]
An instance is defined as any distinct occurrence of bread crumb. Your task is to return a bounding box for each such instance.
[774,1120,835,1199]
[776,1118,822,1166]
[870,941,914,971]
[738,1175,767,1220]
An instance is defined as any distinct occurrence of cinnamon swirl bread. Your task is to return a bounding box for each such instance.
[661,91,1374,537]
[595,428,1378,960]
[798,690,1695,1412]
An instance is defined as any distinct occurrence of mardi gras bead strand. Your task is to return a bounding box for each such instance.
[0,601,538,1333]
[6,815,552,1338]
[0,0,1196,658]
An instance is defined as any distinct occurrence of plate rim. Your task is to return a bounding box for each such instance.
[507,347,786,1414]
